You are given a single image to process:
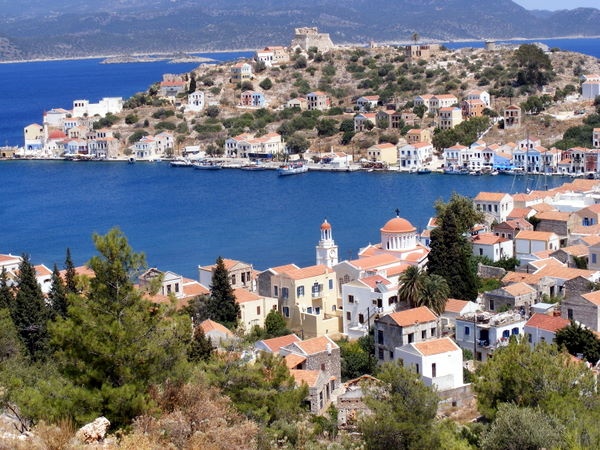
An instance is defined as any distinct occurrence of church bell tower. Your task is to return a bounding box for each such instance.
[316,219,338,267]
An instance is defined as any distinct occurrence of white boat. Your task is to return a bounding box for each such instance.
[170,158,192,167]
[128,156,136,164]
[278,162,308,176]
[193,160,222,170]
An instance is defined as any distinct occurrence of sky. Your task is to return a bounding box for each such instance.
[513,0,599,10]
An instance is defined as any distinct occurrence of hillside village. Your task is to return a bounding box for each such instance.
[4,28,600,448]
[16,27,600,174]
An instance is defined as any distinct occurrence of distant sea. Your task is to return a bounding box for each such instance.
[0,40,597,277]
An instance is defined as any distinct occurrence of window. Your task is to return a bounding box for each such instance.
[377,329,384,344]
[389,351,394,360]
[297,286,304,297]
[415,363,419,374]
[479,248,483,256]
[329,279,333,290]
[432,363,437,378]
[378,348,384,360]
[175,283,179,293]
[307,306,313,314]
[421,330,427,339]
[315,307,321,315]
[502,330,510,339]
[568,308,573,320]
[167,284,171,294]
[431,327,436,336]
[274,286,278,297]
[241,272,246,283]
[593,253,597,264]
[282,287,289,299]
[332,305,337,312]
[528,333,532,343]
[283,306,290,318]
[489,299,495,311]
[359,313,365,324]
[256,306,261,315]
[512,327,519,335]
[231,274,236,285]
[408,333,414,343]
[464,326,470,336]
[348,295,355,304]
[346,311,351,321]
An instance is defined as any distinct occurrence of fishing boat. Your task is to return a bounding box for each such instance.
[193,160,222,170]
[416,168,432,174]
[240,162,267,171]
[278,162,308,176]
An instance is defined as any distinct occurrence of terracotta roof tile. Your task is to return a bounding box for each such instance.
[582,291,600,306]
[199,319,234,336]
[233,288,261,304]
[292,336,338,355]
[290,369,321,387]
[444,298,472,313]
[259,334,301,353]
[525,313,569,332]
[284,353,307,369]
[412,337,460,356]
[474,192,510,202]
[387,306,437,327]
[516,230,557,241]
[503,282,536,296]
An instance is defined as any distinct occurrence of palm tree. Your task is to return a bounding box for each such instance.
[418,274,450,315]
[397,265,424,310]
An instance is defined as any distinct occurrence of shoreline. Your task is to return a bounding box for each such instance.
[0,35,598,65]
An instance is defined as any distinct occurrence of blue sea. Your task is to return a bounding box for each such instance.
[0,40,597,277]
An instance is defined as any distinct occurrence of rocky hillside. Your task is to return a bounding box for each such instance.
[0,0,599,61]
[107,43,600,159]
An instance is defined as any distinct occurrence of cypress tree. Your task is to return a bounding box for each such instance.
[12,254,49,358]
[206,256,240,330]
[188,74,197,93]
[0,267,13,310]
[428,208,479,301]
[64,248,77,294]
[48,263,68,318]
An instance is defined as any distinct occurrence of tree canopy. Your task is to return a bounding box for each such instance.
[206,256,240,330]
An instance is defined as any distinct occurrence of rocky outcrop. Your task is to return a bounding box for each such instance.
[75,417,110,444]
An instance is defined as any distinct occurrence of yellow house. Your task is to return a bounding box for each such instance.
[367,142,398,165]
[234,288,278,332]
[257,264,341,338]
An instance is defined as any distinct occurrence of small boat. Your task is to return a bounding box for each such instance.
[128,156,136,164]
[443,167,468,175]
[278,162,308,176]
[469,170,482,176]
[193,160,222,170]
[416,168,432,174]
[240,162,267,171]
[170,158,192,167]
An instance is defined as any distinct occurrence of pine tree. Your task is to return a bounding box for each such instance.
[188,325,213,362]
[50,228,191,427]
[48,263,68,318]
[206,256,240,330]
[0,267,13,310]
[12,254,49,358]
[64,248,77,294]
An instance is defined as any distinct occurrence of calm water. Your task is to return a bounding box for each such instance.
[0,161,565,278]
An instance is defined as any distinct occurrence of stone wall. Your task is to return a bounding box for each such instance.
[477,263,506,280]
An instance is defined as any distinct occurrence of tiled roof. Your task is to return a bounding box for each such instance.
[292,336,338,355]
[530,203,556,213]
[535,211,571,222]
[360,275,391,290]
[284,353,307,369]
[507,207,533,219]
[270,264,300,275]
[581,291,600,306]
[474,192,509,202]
[233,288,261,304]
[199,319,234,336]
[503,282,536,296]
[412,337,460,356]
[285,264,333,280]
[350,253,402,270]
[444,298,471,313]
[552,244,589,257]
[290,369,320,387]
[260,334,301,353]
[515,230,557,241]
[472,233,508,245]
[387,306,437,327]
[525,313,569,332]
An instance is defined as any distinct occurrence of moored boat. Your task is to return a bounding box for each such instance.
[170,158,192,167]
[278,162,308,176]
[193,160,222,170]
[416,168,432,174]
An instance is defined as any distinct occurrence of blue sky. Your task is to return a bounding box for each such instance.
[514,0,599,10]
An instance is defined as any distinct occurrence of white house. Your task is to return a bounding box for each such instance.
[132,136,158,160]
[473,192,514,223]
[356,95,379,111]
[186,91,205,112]
[582,80,600,100]
[524,313,569,347]
[72,97,123,118]
[342,275,398,339]
[465,90,490,107]
[471,233,513,262]
[455,310,526,361]
[514,230,560,262]
[398,142,433,170]
[395,337,464,391]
